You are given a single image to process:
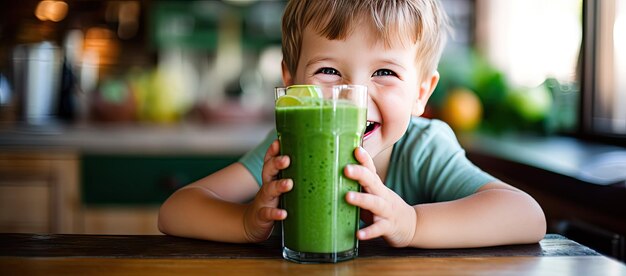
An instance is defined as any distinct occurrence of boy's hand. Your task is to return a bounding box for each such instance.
[344,147,417,248]
[243,139,292,242]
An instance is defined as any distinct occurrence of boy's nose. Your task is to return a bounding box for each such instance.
[341,72,370,88]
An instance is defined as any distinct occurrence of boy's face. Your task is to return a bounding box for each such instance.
[282,24,439,159]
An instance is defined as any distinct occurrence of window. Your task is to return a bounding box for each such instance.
[582,0,626,140]
[437,0,581,135]
[473,0,625,144]
[477,0,581,88]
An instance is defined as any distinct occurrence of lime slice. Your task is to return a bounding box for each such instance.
[286,85,322,98]
[275,95,303,107]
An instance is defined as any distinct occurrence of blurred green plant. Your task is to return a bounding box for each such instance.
[434,49,578,135]
[434,48,511,133]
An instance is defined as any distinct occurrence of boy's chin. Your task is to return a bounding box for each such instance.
[361,140,377,157]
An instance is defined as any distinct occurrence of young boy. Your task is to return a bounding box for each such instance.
[158,0,546,248]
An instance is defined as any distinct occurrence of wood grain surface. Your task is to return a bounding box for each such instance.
[1,233,625,275]
[0,233,598,258]
[1,256,625,276]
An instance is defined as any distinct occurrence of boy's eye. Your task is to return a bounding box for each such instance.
[316,67,341,76]
[372,69,397,77]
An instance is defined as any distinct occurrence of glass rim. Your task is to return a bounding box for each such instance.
[275,84,367,90]
[274,84,367,98]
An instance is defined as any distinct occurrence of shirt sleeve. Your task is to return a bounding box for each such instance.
[418,120,496,202]
[389,118,497,205]
[238,130,277,187]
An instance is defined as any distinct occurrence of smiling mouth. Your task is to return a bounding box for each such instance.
[364,121,380,139]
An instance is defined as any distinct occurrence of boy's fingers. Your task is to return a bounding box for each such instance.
[261,155,290,184]
[354,147,376,173]
[344,164,387,196]
[346,191,391,217]
[263,140,280,162]
[275,155,290,169]
[260,179,293,202]
[261,140,282,184]
[258,207,287,222]
[357,221,387,240]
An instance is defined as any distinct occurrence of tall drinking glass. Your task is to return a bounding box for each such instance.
[275,84,368,263]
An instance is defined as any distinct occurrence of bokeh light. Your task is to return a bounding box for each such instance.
[34,0,68,22]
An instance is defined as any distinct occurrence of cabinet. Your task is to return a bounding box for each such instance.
[0,123,270,234]
[81,207,161,234]
[0,152,80,233]
[79,154,239,234]
[0,152,239,234]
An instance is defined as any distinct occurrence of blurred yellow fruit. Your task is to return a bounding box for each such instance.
[440,87,483,132]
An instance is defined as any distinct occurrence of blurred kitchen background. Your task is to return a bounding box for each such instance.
[0,0,625,261]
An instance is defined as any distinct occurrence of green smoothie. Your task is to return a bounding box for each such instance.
[276,99,366,256]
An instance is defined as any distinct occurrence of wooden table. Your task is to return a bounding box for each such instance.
[1,233,625,275]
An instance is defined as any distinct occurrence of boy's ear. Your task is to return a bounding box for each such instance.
[281,60,294,86]
[412,71,440,116]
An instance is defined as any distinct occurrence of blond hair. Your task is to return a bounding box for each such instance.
[282,0,450,81]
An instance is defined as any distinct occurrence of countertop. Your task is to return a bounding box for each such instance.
[460,132,626,186]
[2,233,625,275]
[0,122,274,155]
[0,233,599,258]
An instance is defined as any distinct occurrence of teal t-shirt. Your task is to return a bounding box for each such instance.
[239,117,496,204]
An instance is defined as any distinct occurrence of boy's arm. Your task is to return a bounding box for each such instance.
[157,162,257,243]
[158,140,293,243]
[345,147,546,248]
[410,182,546,248]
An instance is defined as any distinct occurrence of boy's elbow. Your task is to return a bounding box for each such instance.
[157,213,168,235]
[157,214,166,235]
[508,189,547,244]
[533,212,548,243]
[157,202,174,235]
[526,198,547,243]
[157,189,186,236]
[526,216,547,244]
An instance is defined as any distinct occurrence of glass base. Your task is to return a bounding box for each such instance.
[282,247,357,264]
